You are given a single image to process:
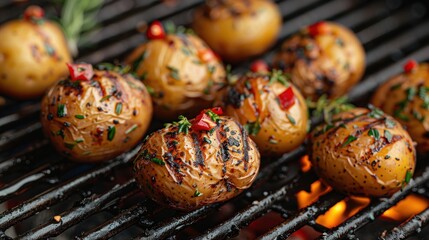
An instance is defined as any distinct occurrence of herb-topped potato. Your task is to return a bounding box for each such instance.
[192,0,281,62]
[272,21,365,100]
[133,108,260,210]
[40,63,153,162]
[218,68,308,156]
[310,107,416,197]
[0,6,72,99]
[372,60,429,153]
[125,21,226,120]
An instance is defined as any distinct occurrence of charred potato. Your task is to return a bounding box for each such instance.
[372,61,429,153]
[133,108,260,210]
[40,63,153,162]
[310,107,416,197]
[219,71,308,156]
[125,21,226,120]
[0,6,72,99]
[192,0,281,62]
[272,21,365,100]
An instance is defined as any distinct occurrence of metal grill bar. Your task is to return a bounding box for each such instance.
[381,207,429,240]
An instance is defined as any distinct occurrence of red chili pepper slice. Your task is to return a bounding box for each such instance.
[308,21,328,37]
[278,87,295,110]
[23,5,44,21]
[403,59,418,73]
[210,107,223,115]
[66,63,94,81]
[192,113,216,131]
[250,60,269,73]
[146,21,166,40]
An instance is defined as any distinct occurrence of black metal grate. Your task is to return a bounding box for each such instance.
[1,0,429,239]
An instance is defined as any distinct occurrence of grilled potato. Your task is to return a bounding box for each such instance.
[218,71,308,156]
[192,0,281,62]
[372,61,429,153]
[310,107,416,197]
[272,21,365,100]
[133,109,260,210]
[0,6,72,99]
[125,22,226,120]
[40,63,153,162]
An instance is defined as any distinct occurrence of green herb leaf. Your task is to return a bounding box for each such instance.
[100,95,112,102]
[394,110,410,121]
[75,114,85,119]
[115,102,123,115]
[125,124,138,134]
[75,138,84,143]
[368,104,384,119]
[56,129,65,139]
[385,118,396,128]
[167,66,180,80]
[269,70,289,86]
[107,126,116,141]
[203,137,212,144]
[390,83,402,91]
[341,135,357,147]
[208,65,216,74]
[404,170,413,184]
[172,116,191,134]
[368,128,380,140]
[286,114,296,125]
[206,110,220,122]
[150,157,165,166]
[406,87,417,101]
[64,142,75,150]
[384,130,393,143]
[194,188,203,197]
[244,121,261,136]
[413,109,425,122]
[57,104,67,118]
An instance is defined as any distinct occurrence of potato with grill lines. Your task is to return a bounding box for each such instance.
[133,108,260,210]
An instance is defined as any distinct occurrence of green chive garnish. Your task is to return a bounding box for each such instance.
[107,126,116,141]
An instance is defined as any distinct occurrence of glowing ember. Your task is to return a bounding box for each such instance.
[382,194,429,221]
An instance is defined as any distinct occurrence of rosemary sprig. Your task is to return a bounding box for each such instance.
[307,95,355,124]
[57,0,104,56]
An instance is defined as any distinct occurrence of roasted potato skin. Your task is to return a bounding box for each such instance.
[218,73,308,156]
[125,33,226,120]
[192,0,281,62]
[0,19,71,99]
[310,108,416,197]
[272,22,365,100]
[372,63,429,153]
[40,70,153,162]
[133,116,260,210]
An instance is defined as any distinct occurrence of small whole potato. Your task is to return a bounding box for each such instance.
[40,63,153,162]
[272,21,365,100]
[372,60,429,153]
[0,6,72,99]
[133,108,260,210]
[218,70,308,156]
[125,21,226,120]
[310,107,416,197]
[192,0,281,62]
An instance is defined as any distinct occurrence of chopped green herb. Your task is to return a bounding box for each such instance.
[413,109,425,122]
[404,170,413,184]
[203,80,214,95]
[140,72,148,80]
[206,110,220,122]
[390,83,402,91]
[167,66,180,80]
[194,188,203,197]
[125,124,138,134]
[181,46,192,56]
[173,115,191,134]
[115,103,123,115]
[406,87,417,101]
[323,124,334,133]
[394,110,410,121]
[341,135,357,147]
[335,38,345,47]
[385,118,396,128]
[203,137,212,144]
[368,105,384,119]
[100,95,112,102]
[150,157,165,166]
[132,50,148,70]
[269,70,289,86]
[44,43,55,56]
[56,129,65,139]
[286,114,296,125]
[339,123,347,129]
[244,121,261,136]
[385,155,390,159]
[64,142,75,150]
[146,86,155,96]
[57,104,67,118]
[107,126,116,141]
[75,114,85,119]
[208,65,216,74]
[75,138,84,143]
[384,130,392,143]
[368,128,380,140]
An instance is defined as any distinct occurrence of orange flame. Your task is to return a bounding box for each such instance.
[297,155,429,228]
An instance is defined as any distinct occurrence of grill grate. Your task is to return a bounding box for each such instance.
[1,0,429,239]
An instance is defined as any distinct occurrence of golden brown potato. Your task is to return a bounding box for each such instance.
[272,21,365,100]
[133,109,260,210]
[310,107,416,197]
[372,61,429,153]
[125,26,226,120]
[218,71,308,156]
[0,6,72,99]
[40,63,153,162]
[192,0,281,62]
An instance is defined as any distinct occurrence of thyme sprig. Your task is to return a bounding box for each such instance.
[307,95,355,124]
